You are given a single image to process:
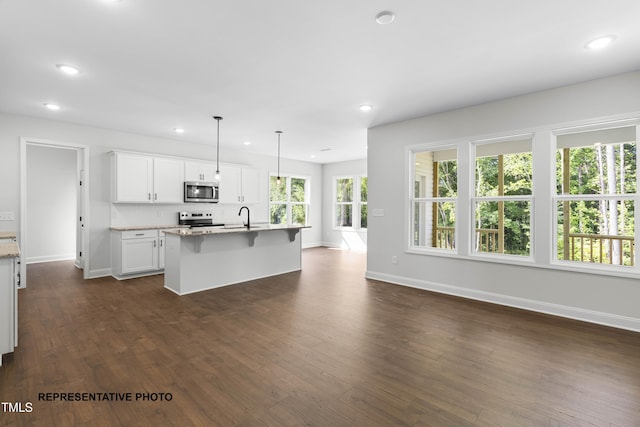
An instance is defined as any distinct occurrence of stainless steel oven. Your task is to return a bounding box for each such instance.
[184,181,219,203]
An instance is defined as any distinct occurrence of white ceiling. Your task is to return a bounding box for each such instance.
[1,0,639,164]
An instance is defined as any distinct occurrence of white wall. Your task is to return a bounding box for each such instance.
[0,112,323,278]
[26,145,77,263]
[366,70,640,332]
[322,159,367,250]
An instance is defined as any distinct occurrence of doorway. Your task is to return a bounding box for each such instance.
[19,138,90,287]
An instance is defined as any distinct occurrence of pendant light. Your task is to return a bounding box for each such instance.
[213,116,223,180]
[275,131,282,185]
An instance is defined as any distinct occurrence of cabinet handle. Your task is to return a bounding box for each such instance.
[238,196,241,202]
[148,193,151,200]
[153,240,157,247]
[154,193,157,201]
[160,240,163,247]
[135,233,144,236]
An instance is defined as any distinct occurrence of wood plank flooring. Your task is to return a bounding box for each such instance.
[2,247,640,426]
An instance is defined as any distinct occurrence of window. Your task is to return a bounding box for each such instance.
[269,175,309,226]
[555,125,637,267]
[411,147,457,250]
[335,176,368,229]
[473,136,533,257]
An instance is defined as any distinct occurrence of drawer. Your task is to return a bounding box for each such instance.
[121,229,159,240]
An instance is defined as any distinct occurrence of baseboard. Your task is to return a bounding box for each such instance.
[365,270,640,333]
[88,268,112,279]
[26,254,76,264]
[302,241,323,249]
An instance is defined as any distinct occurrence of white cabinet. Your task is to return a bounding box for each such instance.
[112,230,160,278]
[184,161,217,182]
[153,157,184,203]
[0,254,18,366]
[219,164,260,204]
[112,153,153,203]
[112,152,184,204]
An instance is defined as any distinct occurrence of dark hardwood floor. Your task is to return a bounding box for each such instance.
[2,247,640,426]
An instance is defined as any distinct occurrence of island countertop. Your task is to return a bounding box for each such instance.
[0,243,20,259]
[163,224,309,237]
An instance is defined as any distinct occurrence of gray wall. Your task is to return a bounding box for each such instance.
[26,145,77,263]
[0,113,323,278]
[366,70,640,332]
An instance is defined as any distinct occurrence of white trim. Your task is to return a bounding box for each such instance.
[365,270,640,333]
[20,137,91,287]
[26,254,76,264]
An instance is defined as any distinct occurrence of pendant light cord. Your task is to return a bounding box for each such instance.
[276,131,282,184]
[214,116,222,179]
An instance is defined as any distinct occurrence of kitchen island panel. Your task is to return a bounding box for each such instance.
[164,228,302,296]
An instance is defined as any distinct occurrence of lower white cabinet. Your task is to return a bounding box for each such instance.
[0,255,18,366]
[111,229,177,279]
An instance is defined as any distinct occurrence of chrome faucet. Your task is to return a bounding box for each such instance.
[238,206,250,229]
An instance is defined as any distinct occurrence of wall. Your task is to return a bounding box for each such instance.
[0,112,323,279]
[26,145,77,263]
[366,70,640,332]
[321,159,367,250]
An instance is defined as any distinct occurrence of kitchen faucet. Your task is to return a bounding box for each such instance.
[238,206,250,229]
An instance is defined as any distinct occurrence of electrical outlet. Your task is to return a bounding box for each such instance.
[391,256,397,264]
[0,212,15,221]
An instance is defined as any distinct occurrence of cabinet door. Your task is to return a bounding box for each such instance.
[184,161,202,181]
[113,153,153,202]
[153,158,184,203]
[121,238,159,274]
[0,260,14,361]
[185,161,217,182]
[219,164,242,203]
[241,167,260,203]
[158,237,165,269]
[201,163,218,182]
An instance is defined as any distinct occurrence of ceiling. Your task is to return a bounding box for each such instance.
[1,0,639,164]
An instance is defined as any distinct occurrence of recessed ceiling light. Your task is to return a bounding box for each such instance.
[243,141,251,145]
[585,35,616,50]
[310,154,316,159]
[56,64,79,75]
[360,104,373,112]
[44,103,61,111]
[174,128,184,134]
[375,11,395,25]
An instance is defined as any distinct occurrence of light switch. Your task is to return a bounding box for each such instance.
[0,212,15,221]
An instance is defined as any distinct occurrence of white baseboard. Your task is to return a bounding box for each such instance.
[26,254,76,264]
[365,270,640,333]
[88,268,112,279]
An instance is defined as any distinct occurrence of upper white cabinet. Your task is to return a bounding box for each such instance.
[184,161,217,182]
[153,157,184,203]
[219,164,260,204]
[112,153,153,203]
[112,152,184,203]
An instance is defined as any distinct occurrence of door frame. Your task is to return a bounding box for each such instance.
[20,137,91,286]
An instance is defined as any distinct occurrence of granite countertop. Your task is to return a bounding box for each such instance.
[110,224,190,231]
[164,224,309,237]
[0,242,20,258]
[0,231,17,239]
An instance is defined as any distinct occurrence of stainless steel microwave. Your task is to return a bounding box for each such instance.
[184,181,219,203]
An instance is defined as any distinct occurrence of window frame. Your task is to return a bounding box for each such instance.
[408,143,459,254]
[404,116,640,278]
[333,175,368,231]
[268,173,310,227]
[471,134,535,261]
[551,120,639,272]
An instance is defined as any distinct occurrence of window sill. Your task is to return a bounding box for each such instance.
[406,247,640,279]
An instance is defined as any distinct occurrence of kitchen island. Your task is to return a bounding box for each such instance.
[163,225,308,295]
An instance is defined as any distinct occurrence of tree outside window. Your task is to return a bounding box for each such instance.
[335,176,367,229]
[269,175,309,226]
[555,125,636,266]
